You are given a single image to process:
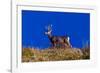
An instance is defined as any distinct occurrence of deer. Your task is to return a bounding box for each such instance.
[44,25,72,49]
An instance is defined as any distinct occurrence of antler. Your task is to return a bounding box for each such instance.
[45,24,52,31]
[48,25,52,31]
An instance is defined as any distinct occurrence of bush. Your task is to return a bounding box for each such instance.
[22,47,90,62]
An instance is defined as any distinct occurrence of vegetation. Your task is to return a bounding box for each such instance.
[22,47,90,62]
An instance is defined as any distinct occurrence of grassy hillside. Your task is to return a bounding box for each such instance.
[22,47,90,62]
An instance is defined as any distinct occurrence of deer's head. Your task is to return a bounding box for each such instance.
[44,25,52,35]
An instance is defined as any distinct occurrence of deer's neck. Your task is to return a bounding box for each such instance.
[47,34,52,39]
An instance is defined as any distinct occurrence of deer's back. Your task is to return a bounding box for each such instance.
[50,36,67,43]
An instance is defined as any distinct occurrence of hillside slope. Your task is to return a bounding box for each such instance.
[22,47,90,62]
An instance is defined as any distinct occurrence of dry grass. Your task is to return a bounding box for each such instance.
[22,47,90,62]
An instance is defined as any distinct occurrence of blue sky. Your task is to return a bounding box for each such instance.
[22,10,90,49]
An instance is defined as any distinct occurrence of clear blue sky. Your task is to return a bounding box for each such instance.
[22,10,90,49]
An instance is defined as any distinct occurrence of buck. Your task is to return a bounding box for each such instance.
[45,25,72,48]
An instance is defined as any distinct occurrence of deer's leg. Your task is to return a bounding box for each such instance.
[54,43,57,48]
[67,41,72,48]
[64,39,72,48]
[52,42,56,48]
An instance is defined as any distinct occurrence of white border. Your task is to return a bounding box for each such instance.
[12,4,97,73]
